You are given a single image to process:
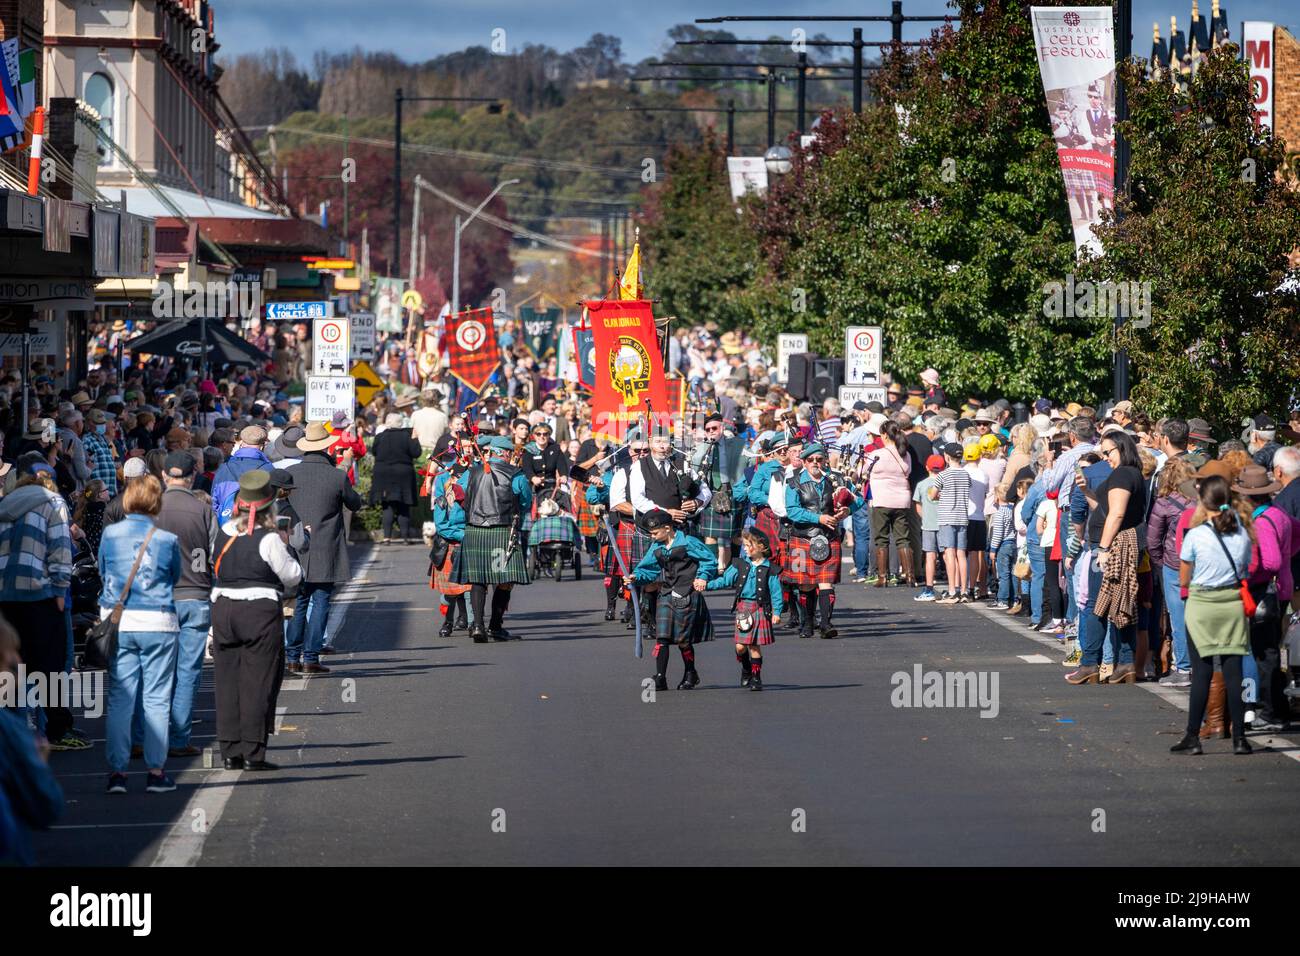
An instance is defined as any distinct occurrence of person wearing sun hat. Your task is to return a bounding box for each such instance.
[210,470,303,771]
[282,422,361,675]
[919,368,947,411]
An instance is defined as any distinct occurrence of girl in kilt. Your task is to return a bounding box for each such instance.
[430,479,470,638]
[707,528,784,692]
[783,442,865,640]
[626,509,718,691]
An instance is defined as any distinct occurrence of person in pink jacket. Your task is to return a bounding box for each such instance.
[866,421,914,587]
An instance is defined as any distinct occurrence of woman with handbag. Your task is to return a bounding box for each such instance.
[1233,464,1300,733]
[1171,475,1256,755]
[99,475,182,794]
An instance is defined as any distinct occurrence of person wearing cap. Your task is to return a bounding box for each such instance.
[706,526,784,691]
[283,423,363,672]
[783,441,864,638]
[210,470,303,771]
[912,454,948,601]
[56,408,92,495]
[625,507,717,690]
[99,475,183,794]
[694,412,748,570]
[1110,400,1135,429]
[1185,418,1216,469]
[153,450,217,757]
[927,442,972,603]
[83,408,119,498]
[748,433,801,625]
[430,476,470,639]
[1247,414,1281,471]
[452,434,533,642]
[920,368,947,411]
[265,425,304,469]
[211,425,275,523]
[370,413,423,546]
[960,440,992,599]
[885,383,905,414]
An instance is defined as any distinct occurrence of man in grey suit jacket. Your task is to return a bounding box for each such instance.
[281,423,362,674]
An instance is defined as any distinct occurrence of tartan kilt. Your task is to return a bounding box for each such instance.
[754,508,785,568]
[734,598,775,646]
[630,526,652,566]
[602,518,638,576]
[698,500,742,541]
[654,590,714,645]
[452,525,530,585]
[431,542,470,596]
[782,534,842,586]
[573,481,600,538]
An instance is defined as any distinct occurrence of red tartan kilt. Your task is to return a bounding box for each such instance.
[734,598,775,646]
[573,481,600,538]
[603,519,637,576]
[754,508,784,566]
[432,543,471,596]
[781,535,842,586]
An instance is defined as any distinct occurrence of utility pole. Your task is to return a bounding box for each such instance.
[727,99,735,155]
[1113,0,1132,401]
[852,28,864,113]
[767,71,777,148]
[797,52,807,133]
[392,87,402,276]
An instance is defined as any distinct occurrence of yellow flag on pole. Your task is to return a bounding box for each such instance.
[618,242,641,300]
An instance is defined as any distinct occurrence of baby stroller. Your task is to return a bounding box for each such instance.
[527,497,583,582]
[69,547,102,670]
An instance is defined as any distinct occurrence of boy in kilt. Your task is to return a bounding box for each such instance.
[784,442,864,639]
[452,435,533,642]
[429,478,469,638]
[625,509,717,691]
[706,528,784,691]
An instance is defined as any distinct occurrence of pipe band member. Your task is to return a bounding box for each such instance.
[783,441,865,639]
[629,432,712,637]
[694,412,749,569]
[452,435,533,642]
[211,469,303,771]
[589,436,648,623]
[430,477,469,638]
[626,508,717,691]
[707,527,784,692]
[759,432,806,630]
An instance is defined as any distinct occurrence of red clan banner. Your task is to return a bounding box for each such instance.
[585,299,670,442]
[446,307,499,394]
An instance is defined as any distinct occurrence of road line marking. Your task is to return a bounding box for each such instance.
[55,822,188,830]
[1018,654,1054,663]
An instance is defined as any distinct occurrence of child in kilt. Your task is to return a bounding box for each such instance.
[626,509,717,691]
[707,528,784,691]
[430,479,469,638]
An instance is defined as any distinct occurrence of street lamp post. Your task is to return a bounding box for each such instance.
[451,178,521,317]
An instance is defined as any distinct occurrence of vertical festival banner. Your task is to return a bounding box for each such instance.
[585,299,670,442]
[1031,7,1117,256]
[572,325,596,391]
[446,307,499,395]
[519,305,560,359]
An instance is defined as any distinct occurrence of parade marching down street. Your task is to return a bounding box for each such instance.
[2,0,1300,931]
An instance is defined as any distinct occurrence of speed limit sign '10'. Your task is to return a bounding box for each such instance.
[844,325,883,386]
[312,317,351,376]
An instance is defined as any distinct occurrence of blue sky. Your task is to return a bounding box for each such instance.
[216,0,1299,66]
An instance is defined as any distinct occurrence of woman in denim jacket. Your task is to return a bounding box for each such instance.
[97,475,182,795]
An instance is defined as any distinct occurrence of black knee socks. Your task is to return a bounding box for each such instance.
[680,644,696,672]
[470,584,488,627]
[489,587,511,628]
[818,590,834,628]
[654,641,670,677]
[449,593,466,626]
[736,646,751,674]
[750,653,762,676]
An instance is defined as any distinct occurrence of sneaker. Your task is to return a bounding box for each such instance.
[956,594,972,604]
[1062,644,1082,666]
[1250,716,1290,733]
[1158,669,1191,687]
[48,732,93,752]
[913,588,936,602]
[106,773,128,795]
[145,772,177,793]
[935,592,960,605]
[989,601,1010,610]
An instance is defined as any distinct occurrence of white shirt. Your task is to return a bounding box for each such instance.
[629,455,711,515]
[410,406,449,448]
[963,462,988,520]
[105,607,179,633]
[608,466,631,510]
[209,520,303,602]
[768,464,793,517]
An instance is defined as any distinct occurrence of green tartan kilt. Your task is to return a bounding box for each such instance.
[697,501,742,541]
[452,525,530,585]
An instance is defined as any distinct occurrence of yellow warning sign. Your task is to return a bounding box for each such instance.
[350,360,384,407]
[401,289,424,312]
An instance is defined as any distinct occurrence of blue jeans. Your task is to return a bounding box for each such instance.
[1028,542,1047,624]
[109,630,178,773]
[1160,565,1190,671]
[169,601,211,748]
[852,508,871,576]
[285,583,334,664]
[995,541,1016,603]
[1081,554,1135,666]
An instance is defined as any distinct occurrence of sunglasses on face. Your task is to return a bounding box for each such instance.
[805,457,827,465]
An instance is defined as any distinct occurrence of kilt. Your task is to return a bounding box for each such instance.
[573,481,600,538]
[782,534,842,587]
[531,514,579,546]
[602,518,638,576]
[754,507,785,568]
[698,499,742,541]
[654,590,714,646]
[452,525,530,585]
[431,541,470,596]
[733,598,775,646]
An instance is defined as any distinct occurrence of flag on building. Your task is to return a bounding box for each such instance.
[0,40,24,141]
[586,299,669,442]
[618,242,642,300]
[446,307,500,395]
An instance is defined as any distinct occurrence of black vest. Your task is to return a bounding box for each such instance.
[730,557,773,617]
[792,473,837,534]
[640,456,684,511]
[654,541,700,595]
[465,461,522,527]
[214,528,282,591]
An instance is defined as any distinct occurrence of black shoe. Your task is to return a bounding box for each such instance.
[1233,737,1253,755]
[651,674,668,692]
[799,628,813,639]
[455,614,469,632]
[604,605,616,621]
[676,671,700,690]
[490,628,512,642]
[741,673,752,688]
[223,757,245,771]
[439,620,453,638]
[749,674,763,692]
[819,626,838,639]
[244,759,279,771]
[1170,733,1203,755]
[471,626,488,644]
[620,605,632,624]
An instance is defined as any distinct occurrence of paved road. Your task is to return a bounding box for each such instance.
[33,542,1300,866]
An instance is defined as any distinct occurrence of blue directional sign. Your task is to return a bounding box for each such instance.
[266,301,333,320]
